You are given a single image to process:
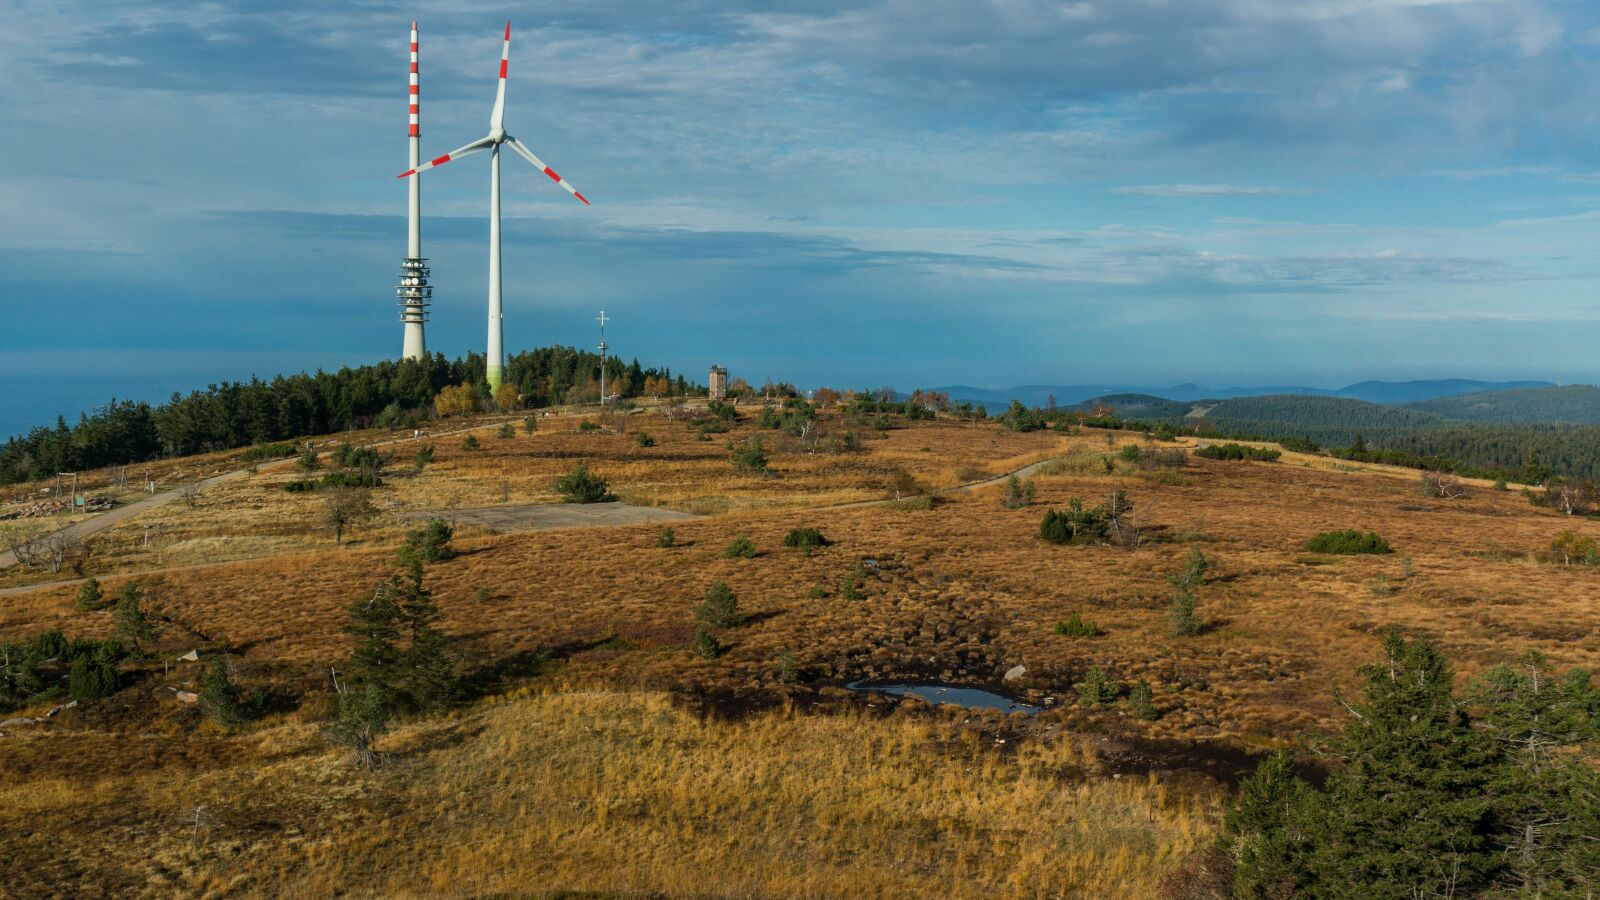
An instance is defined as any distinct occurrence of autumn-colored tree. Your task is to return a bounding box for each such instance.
[434,384,478,418]
[493,382,520,412]
[813,387,842,409]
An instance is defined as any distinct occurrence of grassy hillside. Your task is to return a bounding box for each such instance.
[3,406,1598,895]
[1407,384,1600,423]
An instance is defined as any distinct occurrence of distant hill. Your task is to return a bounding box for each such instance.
[932,379,1551,409]
[1068,394,1201,419]
[1337,379,1553,404]
[1406,384,1600,423]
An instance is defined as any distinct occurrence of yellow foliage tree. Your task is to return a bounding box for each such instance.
[494,383,521,411]
[435,384,479,418]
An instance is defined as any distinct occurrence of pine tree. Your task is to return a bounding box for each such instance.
[1311,628,1500,896]
[113,582,158,654]
[75,576,104,612]
[199,657,246,727]
[394,558,457,712]
[343,578,403,691]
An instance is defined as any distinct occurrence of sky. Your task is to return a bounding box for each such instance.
[5,0,1600,435]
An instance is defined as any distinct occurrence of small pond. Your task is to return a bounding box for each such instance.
[847,681,1042,715]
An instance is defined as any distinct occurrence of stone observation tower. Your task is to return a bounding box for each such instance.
[708,366,729,401]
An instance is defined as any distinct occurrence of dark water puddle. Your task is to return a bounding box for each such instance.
[847,681,1042,715]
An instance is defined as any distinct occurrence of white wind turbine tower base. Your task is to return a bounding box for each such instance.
[397,21,431,361]
[398,21,590,391]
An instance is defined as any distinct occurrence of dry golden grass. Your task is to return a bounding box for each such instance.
[4,412,1599,896]
[0,688,1220,898]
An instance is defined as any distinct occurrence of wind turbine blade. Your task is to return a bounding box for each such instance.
[489,21,510,131]
[398,136,492,178]
[507,137,590,205]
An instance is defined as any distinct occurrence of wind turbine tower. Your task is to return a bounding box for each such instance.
[397,21,431,360]
[398,22,591,391]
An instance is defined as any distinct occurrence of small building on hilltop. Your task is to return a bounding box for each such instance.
[708,366,729,401]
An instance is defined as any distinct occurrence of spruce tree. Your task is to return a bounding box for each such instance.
[75,576,104,612]
[199,657,247,727]
[1474,652,1600,894]
[1311,628,1500,896]
[1223,751,1319,897]
[395,558,457,712]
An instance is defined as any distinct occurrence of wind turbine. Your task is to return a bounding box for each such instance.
[398,21,590,391]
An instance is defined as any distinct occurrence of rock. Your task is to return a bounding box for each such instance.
[44,700,77,717]
[175,691,199,704]
[179,649,200,662]
[1003,665,1027,683]
[1,717,39,729]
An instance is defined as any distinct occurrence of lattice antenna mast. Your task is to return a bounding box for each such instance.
[397,21,431,360]
[597,309,609,406]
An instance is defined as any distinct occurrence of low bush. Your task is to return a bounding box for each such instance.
[695,580,743,628]
[497,422,516,439]
[239,442,297,463]
[1195,443,1281,462]
[692,627,721,660]
[732,439,769,473]
[1551,530,1599,566]
[402,518,455,562]
[635,431,656,448]
[1054,613,1103,638]
[1306,530,1393,555]
[1001,475,1037,509]
[1136,448,1188,470]
[578,420,601,432]
[68,656,119,699]
[783,528,829,550]
[1039,499,1108,545]
[723,536,758,559]
[657,525,677,548]
[413,444,435,467]
[555,463,613,503]
[462,434,480,451]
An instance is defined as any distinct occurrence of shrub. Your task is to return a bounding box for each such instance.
[68,656,119,699]
[732,439,769,473]
[523,415,538,434]
[1076,668,1117,705]
[75,576,105,612]
[555,463,613,503]
[1128,678,1159,720]
[413,444,435,468]
[1136,448,1188,470]
[695,580,742,628]
[1195,443,1281,462]
[1054,613,1103,637]
[692,627,722,660]
[578,419,601,432]
[635,431,656,448]
[1002,475,1037,509]
[296,447,322,472]
[1118,444,1142,462]
[657,525,677,548]
[462,434,480,451]
[497,422,516,439]
[1551,530,1600,566]
[723,536,758,559]
[1039,499,1108,545]
[240,442,297,463]
[402,518,455,562]
[807,583,827,599]
[474,586,492,603]
[1306,530,1393,555]
[783,528,829,550]
[839,578,864,601]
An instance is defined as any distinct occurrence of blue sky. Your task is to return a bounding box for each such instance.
[5,0,1600,431]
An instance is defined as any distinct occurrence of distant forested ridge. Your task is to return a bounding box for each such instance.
[1406,385,1600,423]
[0,347,699,485]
